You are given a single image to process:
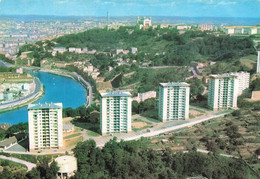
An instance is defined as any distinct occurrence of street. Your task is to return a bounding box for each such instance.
[0,155,36,171]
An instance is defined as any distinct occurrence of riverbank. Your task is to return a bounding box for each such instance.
[0,77,44,113]
[39,68,93,107]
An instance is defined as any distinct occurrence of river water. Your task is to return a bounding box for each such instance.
[0,71,87,125]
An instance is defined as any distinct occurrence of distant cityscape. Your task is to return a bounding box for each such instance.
[0,13,260,178]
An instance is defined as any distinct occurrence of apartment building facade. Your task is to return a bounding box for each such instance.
[100,92,132,135]
[28,103,63,151]
[228,71,250,95]
[208,74,239,110]
[158,82,190,122]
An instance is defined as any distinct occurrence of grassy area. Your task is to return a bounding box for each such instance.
[240,55,257,70]
[190,105,210,113]
[72,121,100,134]
[64,133,82,140]
[64,136,83,148]
[86,130,100,137]
[140,110,160,123]
[132,125,151,132]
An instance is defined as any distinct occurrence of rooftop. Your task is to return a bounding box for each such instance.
[209,74,237,78]
[0,136,17,147]
[54,47,66,50]
[160,82,190,87]
[224,26,260,29]
[100,91,131,97]
[28,102,62,110]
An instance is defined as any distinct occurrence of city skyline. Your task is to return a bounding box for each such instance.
[0,0,259,18]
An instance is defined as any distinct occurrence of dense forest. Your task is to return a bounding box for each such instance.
[71,138,257,179]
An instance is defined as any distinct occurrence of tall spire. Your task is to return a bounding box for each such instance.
[107,10,109,29]
[257,51,260,73]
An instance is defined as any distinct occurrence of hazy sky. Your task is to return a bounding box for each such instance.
[0,0,259,17]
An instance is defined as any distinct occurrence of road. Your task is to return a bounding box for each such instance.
[0,155,36,171]
[196,149,239,158]
[72,72,93,107]
[0,60,13,67]
[0,77,43,110]
[92,111,230,147]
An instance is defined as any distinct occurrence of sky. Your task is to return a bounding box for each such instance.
[0,0,259,18]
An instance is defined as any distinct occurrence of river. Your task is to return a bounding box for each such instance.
[0,71,87,125]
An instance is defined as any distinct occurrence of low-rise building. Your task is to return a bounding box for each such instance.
[131,47,138,54]
[0,136,17,151]
[52,47,66,56]
[55,156,77,179]
[223,26,260,35]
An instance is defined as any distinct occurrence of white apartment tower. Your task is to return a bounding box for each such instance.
[28,103,63,151]
[158,82,190,122]
[257,51,260,73]
[100,92,132,135]
[208,74,238,110]
[228,71,250,95]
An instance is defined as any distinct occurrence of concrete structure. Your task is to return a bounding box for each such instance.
[257,51,260,74]
[69,47,81,53]
[63,124,74,133]
[28,103,63,151]
[133,91,156,102]
[52,47,66,56]
[131,47,138,54]
[100,92,132,135]
[158,82,190,122]
[251,91,260,101]
[223,26,260,35]
[208,74,238,110]
[116,49,123,55]
[177,25,191,30]
[198,24,215,31]
[0,136,17,151]
[227,71,250,95]
[55,156,77,179]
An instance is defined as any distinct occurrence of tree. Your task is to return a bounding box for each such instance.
[188,78,204,98]
[132,100,139,114]
[36,157,59,179]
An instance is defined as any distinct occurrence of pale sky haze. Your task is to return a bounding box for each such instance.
[0,0,259,17]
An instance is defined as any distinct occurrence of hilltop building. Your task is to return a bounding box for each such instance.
[208,74,238,110]
[28,103,63,151]
[158,82,190,122]
[137,17,152,29]
[100,92,132,135]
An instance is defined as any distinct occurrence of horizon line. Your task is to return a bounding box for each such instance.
[0,14,260,19]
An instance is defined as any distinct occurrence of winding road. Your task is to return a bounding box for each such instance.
[0,155,36,171]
